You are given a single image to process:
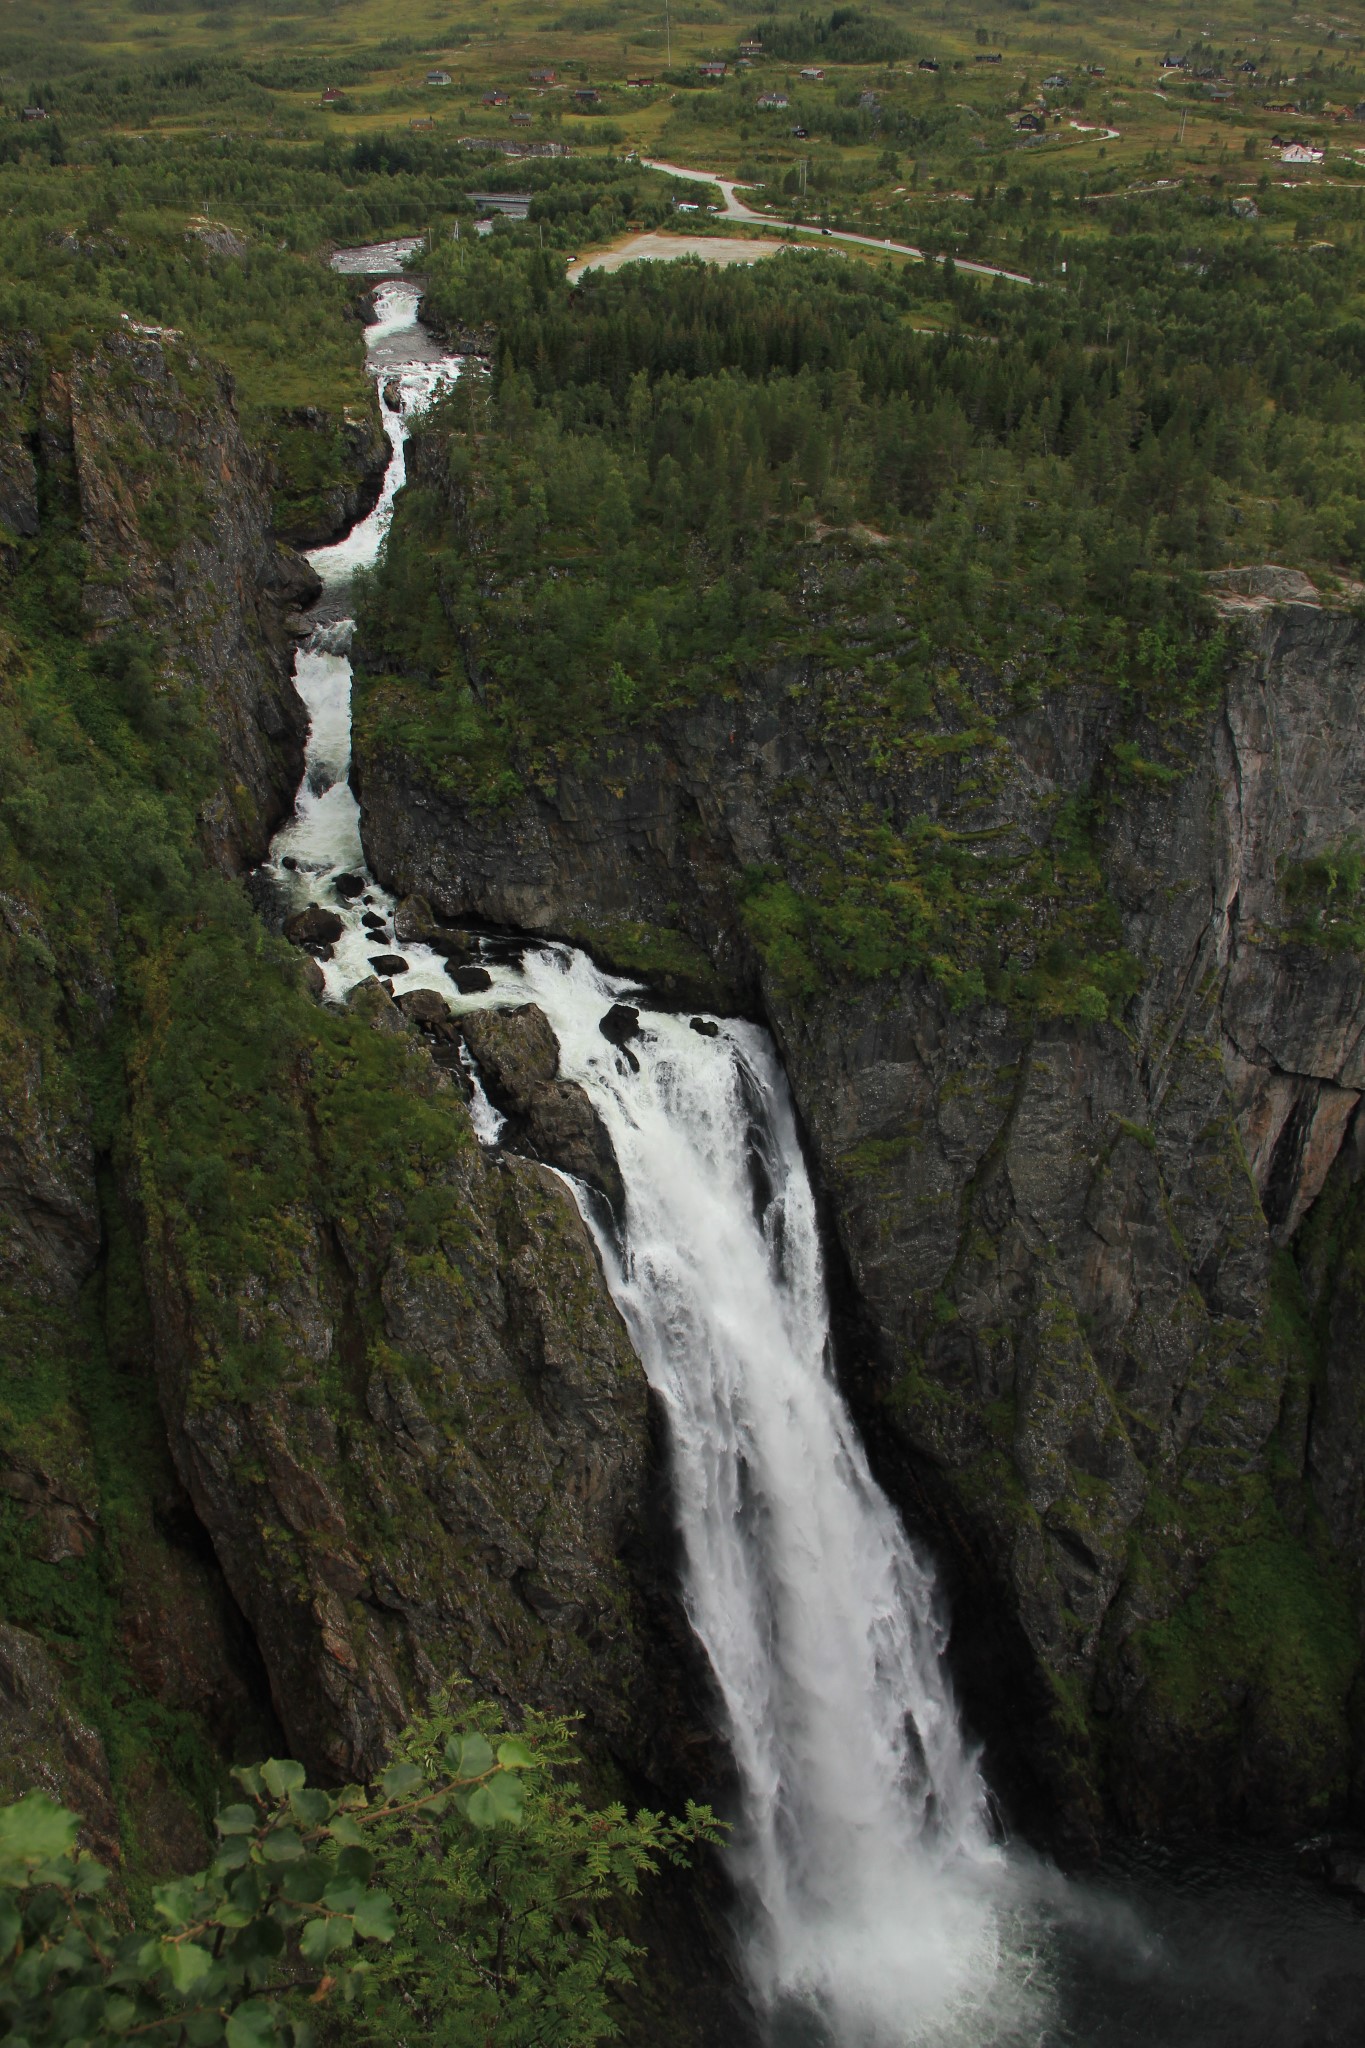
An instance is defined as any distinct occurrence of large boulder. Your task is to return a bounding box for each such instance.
[284,904,345,952]
[461,1005,625,1215]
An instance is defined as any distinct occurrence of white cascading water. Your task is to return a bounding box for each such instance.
[264,279,1062,2046]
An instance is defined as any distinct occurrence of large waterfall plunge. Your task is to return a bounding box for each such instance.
[265,279,1032,2043]
[262,276,1364,2048]
[451,948,1032,2045]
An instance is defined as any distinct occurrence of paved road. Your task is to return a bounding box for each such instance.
[641,157,1035,285]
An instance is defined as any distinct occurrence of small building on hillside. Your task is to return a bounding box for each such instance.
[626,76,655,88]
[1354,100,1365,120]
[528,67,556,84]
[757,92,789,108]
[1015,111,1044,132]
[739,39,764,58]
[573,87,601,106]
[1280,141,1323,162]
[800,67,825,80]
[426,70,452,86]
[1043,73,1067,88]
[321,87,342,105]
[482,90,507,105]
[974,52,1002,63]
[918,56,939,71]
[509,111,532,124]
[700,61,728,78]
[410,116,434,130]
[21,105,47,120]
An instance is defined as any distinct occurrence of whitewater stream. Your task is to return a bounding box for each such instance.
[261,275,1365,2048]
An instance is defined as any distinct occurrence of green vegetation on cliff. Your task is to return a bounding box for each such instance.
[0,1705,716,2048]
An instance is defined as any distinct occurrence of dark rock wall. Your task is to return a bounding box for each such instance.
[355,591,1365,1849]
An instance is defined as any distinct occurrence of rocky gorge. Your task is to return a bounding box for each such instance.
[4,267,1365,2045]
[355,516,1365,1854]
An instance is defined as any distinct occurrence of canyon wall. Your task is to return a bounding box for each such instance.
[355,573,1365,1852]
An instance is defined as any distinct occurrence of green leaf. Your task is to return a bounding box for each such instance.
[324,1816,367,1849]
[260,1760,306,1802]
[153,1880,198,1930]
[102,1993,138,2033]
[0,1894,21,1961]
[456,1734,495,1780]
[288,1788,331,1828]
[259,1827,304,1864]
[496,1737,537,1771]
[214,1837,251,1873]
[163,1940,214,1992]
[0,1796,79,1867]
[320,1879,363,1914]
[216,1805,258,1837]
[225,1999,279,2048]
[465,1772,525,1829]
[299,1915,353,1962]
[281,1858,329,1905]
[351,1893,396,1943]
[231,1767,264,1803]
[333,1845,375,1882]
[377,1762,423,1800]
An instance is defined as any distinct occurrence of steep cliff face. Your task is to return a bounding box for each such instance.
[0,328,320,1868]
[2,323,723,1950]
[355,581,1365,1848]
[43,329,314,869]
[131,970,700,1791]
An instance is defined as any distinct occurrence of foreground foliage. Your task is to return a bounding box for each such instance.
[0,1702,717,2048]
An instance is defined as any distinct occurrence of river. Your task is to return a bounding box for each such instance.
[261,273,1365,2048]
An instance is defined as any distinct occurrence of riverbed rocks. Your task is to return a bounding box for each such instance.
[355,585,1365,1848]
[461,1005,626,1215]
[285,904,345,951]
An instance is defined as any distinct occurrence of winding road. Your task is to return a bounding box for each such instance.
[641,156,1035,285]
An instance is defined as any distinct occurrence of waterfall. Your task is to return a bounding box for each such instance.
[454,948,1034,2045]
[264,279,1055,2046]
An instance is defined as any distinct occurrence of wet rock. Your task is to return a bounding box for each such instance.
[449,963,492,994]
[281,855,298,871]
[600,1002,641,1047]
[368,953,408,976]
[462,1005,625,1211]
[383,376,402,412]
[395,988,459,1042]
[690,1016,719,1038]
[284,904,345,950]
[335,873,366,900]
[362,911,388,933]
[300,956,326,999]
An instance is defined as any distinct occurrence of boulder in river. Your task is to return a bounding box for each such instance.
[461,1004,624,1213]
[284,904,345,952]
[361,912,388,933]
[690,1016,719,1038]
[395,988,459,1042]
[335,873,366,900]
[600,1002,641,1047]
[449,963,492,994]
[368,953,408,976]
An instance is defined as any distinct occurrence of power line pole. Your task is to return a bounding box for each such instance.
[665,0,672,68]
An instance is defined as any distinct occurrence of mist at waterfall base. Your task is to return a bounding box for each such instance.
[260,275,1365,2048]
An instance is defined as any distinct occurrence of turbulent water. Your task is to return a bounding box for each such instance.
[263,273,1365,2048]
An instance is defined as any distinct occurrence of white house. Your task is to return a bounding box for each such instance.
[1280,142,1323,163]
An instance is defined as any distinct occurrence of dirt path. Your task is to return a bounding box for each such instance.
[640,157,1035,286]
